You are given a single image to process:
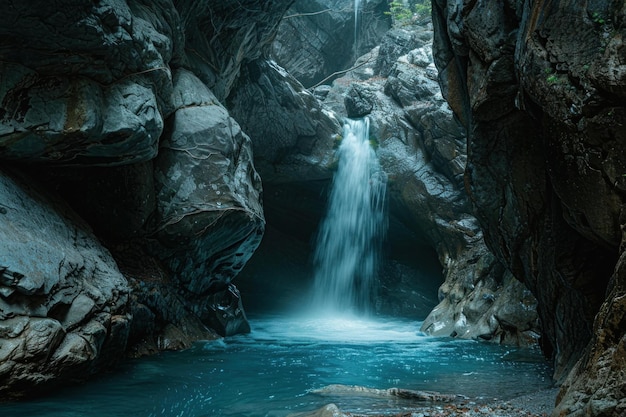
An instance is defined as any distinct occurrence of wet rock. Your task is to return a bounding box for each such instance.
[178,0,294,101]
[0,169,130,399]
[375,26,431,77]
[311,384,466,402]
[0,0,181,165]
[287,404,347,417]
[344,83,376,117]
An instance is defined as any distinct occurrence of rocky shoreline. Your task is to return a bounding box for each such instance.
[291,387,559,417]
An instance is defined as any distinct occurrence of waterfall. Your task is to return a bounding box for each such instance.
[354,0,361,59]
[311,118,387,315]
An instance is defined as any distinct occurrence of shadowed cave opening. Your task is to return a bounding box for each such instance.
[236,180,443,319]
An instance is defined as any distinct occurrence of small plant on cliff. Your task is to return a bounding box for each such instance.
[385,1,413,25]
[413,0,431,21]
[385,0,431,25]
[546,74,559,84]
[591,11,606,25]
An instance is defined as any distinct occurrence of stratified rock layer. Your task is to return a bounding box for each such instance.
[272,0,391,87]
[432,0,626,415]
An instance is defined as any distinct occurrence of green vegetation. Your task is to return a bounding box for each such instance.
[413,0,431,20]
[546,74,559,84]
[385,1,413,24]
[333,134,343,150]
[369,135,379,150]
[591,11,605,25]
[385,0,431,26]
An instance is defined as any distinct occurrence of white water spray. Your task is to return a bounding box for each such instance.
[311,118,387,315]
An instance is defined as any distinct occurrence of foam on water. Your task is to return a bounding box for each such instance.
[247,314,426,344]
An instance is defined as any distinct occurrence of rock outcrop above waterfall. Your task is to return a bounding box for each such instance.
[432,0,626,415]
[272,0,391,88]
[229,59,341,184]
[319,23,540,344]
[0,0,294,397]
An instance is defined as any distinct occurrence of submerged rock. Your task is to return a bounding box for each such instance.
[311,384,466,402]
[287,404,347,417]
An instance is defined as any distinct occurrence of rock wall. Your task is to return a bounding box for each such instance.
[432,0,626,415]
[0,0,294,397]
[0,169,131,399]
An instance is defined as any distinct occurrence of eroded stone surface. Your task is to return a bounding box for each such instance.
[0,169,130,399]
[149,69,264,334]
[272,0,391,87]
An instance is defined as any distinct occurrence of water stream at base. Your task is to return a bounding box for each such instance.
[0,315,552,417]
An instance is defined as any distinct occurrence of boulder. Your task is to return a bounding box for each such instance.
[0,0,183,165]
[344,83,376,117]
[0,169,130,399]
[148,69,264,334]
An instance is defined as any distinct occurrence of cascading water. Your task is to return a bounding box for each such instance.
[311,117,387,315]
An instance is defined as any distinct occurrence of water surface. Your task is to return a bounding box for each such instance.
[1,315,553,417]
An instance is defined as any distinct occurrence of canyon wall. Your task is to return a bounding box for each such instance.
[1,1,623,415]
[431,0,625,415]
[0,0,293,397]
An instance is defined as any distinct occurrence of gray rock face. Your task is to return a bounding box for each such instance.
[344,83,376,117]
[149,69,264,334]
[229,59,341,184]
[431,0,626,414]
[272,0,391,87]
[178,0,294,101]
[0,169,130,399]
[0,0,180,165]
